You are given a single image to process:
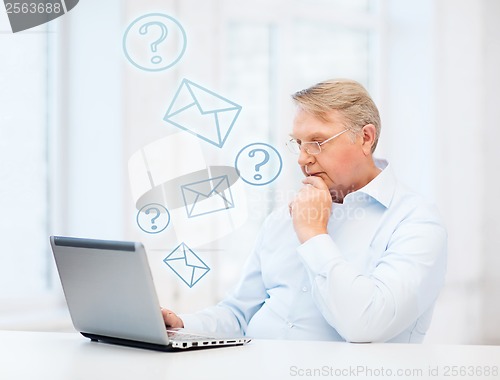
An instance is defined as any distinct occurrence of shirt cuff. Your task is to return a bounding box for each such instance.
[178,313,206,333]
[297,234,344,275]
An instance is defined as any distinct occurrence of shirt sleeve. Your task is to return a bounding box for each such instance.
[179,221,269,336]
[298,206,447,343]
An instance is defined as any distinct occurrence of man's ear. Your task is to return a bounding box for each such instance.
[361,124,376,155]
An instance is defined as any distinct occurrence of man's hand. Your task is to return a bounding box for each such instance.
[161,308,184,328]
[289,176,332,243]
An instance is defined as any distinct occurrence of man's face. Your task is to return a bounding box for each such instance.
[291,109,367,202]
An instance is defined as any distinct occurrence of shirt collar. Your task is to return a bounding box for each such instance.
[343,161,397,208]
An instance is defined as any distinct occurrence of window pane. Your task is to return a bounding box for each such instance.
[225,23,276,215]
[226,23,272,143]
[0,33,50,298]
[292,21,371,90]
[295,0,376,13]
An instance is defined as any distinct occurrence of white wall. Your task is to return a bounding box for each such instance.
[433,0,500,344]
[481,0,500,345]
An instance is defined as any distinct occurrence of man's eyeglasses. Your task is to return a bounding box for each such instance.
[286,128,350,155]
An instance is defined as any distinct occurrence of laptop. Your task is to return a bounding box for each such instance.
[49,236,251,351]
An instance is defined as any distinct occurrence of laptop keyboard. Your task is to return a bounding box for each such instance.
[166,329,214,342]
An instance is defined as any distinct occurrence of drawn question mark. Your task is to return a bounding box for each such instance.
[145,207,161,230]
[248,148,270,181]
[139,21,168,64]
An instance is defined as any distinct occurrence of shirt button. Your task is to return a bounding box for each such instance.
[302,286,308,292]
[287,322,294,328]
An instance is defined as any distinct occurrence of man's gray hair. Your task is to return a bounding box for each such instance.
[292,79,381,153]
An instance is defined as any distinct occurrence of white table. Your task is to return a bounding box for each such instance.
[1,330,499,380]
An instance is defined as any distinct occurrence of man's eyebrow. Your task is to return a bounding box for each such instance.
[289,133,327,141]
[309,133,327,140]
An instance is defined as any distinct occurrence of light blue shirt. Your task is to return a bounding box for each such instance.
[181,165,447,343]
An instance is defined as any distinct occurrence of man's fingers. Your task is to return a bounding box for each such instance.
[162,309,174,320]
[302,175,328,190]
[161,308,184,328]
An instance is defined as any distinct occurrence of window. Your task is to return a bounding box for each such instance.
[0,9,71,331]
[0,18,52,300]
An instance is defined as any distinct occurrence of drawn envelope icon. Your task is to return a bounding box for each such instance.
[163,243,210,288]
[181,175,235,218]
[163,79,242,148]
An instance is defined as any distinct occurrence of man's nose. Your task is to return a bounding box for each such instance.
[297,147,314,166]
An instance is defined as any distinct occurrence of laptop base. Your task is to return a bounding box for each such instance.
[81,332,247,352]
[81,332,177,352]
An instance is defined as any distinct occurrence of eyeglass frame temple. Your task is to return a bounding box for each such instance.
[317,128,350,148]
